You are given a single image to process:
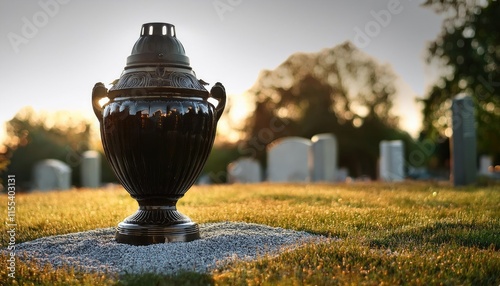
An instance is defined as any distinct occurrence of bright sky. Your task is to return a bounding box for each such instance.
[1,0,443,141]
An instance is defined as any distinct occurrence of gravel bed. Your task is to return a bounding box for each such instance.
[12,222,323,275]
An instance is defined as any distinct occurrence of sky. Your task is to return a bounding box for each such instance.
[0,0,444,142]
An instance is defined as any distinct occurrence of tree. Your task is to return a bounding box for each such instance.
[239,42,415,178]
[1,107,97,190]
[421,0,500,163]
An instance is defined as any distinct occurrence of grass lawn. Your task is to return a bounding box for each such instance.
[0,182,499,285]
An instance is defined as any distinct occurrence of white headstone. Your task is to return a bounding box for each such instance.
[451,94,477,186]
[196,174,212,185]
[33,159,72,191]
[379,140,405,182]
[267,137,311,182]
[227,158,262,183]
[311,133,337,182]
[336,167,349,182]
[479,155,492,175]
[81,150,101,188]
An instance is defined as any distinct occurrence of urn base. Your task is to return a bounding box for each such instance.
[115,206,200,245]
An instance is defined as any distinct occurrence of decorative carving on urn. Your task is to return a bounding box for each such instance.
[111,68,208,93]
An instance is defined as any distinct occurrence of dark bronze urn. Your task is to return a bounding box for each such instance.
[91,23,225,245]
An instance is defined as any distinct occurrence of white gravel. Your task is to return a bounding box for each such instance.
[13,222,323,275]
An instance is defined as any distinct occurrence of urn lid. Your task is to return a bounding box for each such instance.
[126,22,190,68]
[108,22,208,98]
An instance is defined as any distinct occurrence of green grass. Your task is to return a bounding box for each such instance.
[0,182,499,285]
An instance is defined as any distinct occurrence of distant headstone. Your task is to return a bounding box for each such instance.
[479,155,492,175]
[227,158,262,183]
[81,151,101,188]
[451,94,477,186]
[33,159,72,191]
[196,174,212,185]
[336,167,349,182]
[311,133,337,182]
[267,137,311,182]
[379,140,405,181]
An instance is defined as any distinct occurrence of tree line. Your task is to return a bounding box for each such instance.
[1,0,498,188]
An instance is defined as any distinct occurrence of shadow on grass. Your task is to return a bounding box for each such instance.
[370,221,500,250]
[117,271,214,286]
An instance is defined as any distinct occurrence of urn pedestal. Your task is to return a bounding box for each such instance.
[91,22,225,245]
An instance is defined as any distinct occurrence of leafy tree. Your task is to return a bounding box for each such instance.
[0,107,110,190]
[239,42,416,178]
[421,0,500,163]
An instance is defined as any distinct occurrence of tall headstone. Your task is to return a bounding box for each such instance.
[311,133,337,182]
[33,159,72,191]
[451,94,477,186]
[379,140,405,181]
[227,158,262,183]
[81,150,101,188]
[267,137,311,182]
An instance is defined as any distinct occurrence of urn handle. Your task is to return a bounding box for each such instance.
[209,82,226,122]
[92,82,108,121]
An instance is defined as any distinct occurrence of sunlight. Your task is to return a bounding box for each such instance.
[98,97,110,107]
[216,117,243,144]
[444,127,453,137]
[207,97,219,107]
[43,115,56,130]
[350,103,369,118]
[212,92,253,143]
[228,92,253,124]
[353,117,363,128]
[0,144,7,154]
[438,115,448,126]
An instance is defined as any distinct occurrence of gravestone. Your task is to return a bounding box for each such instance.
[267,137,311,182]
[33,159,72,191]
[379,140,405,181]
[196,174,212,185]
[479,155,492,175]
[311,133,337,182]
[227,158,262,183]
[451,94,477,186]
[336,167,349,182]
[81,150,101,188]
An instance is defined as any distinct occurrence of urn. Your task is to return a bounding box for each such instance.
[91,22,226,245]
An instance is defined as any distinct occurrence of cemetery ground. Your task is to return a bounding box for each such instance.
[0,182,499,285]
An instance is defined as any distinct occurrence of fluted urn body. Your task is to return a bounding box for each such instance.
[91,23,225,245]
